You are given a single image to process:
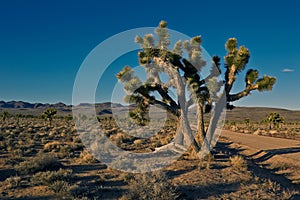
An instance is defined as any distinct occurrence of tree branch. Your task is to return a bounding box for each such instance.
[228,84,258,102]
[134,87,180,117]
[147,83,178,109]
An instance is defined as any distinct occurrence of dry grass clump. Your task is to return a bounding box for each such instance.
[77,149,97,164]
[15,153,62,175]
[4,176,22,189]
[218,178,298,200]
[229,155,247,171]
[121,170,179,200]
[30,168,72,186]
[29,167,73,194]
[5,156,25,166]
[43,141,83,158]
[43,141,62,151]
[48,180,70,193]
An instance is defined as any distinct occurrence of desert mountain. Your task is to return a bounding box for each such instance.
[1,100,300,122]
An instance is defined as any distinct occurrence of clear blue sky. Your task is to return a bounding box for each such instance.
[0,0,299,110]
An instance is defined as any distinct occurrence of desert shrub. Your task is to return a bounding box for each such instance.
[15,153,62,175]
[4,176,22,189]
[68,184,90,199]
[48,180,70,193]
[77,149,97,164]
[121,170,179,200]
[44,141,77,158]
[30,168,72,186]
[119,172,135,183]
[44,141,61,152]
[229,155,247,171]
[261,179,281,194]
[5,156,25,166]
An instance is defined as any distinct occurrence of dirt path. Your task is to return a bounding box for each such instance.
[221,130,300,163]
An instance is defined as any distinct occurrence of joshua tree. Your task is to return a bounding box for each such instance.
[243,118,251,129]
[42,108,57,126]
[222,38,276,109]
[15,113,23,125]
[117,21,276,153]
[1,111,10,122]
[64,114,73,121]
[265,112,284,129]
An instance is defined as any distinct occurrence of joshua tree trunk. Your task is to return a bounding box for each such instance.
[173,112,200,152]
[173,67,201,152]
[196,102,205,144]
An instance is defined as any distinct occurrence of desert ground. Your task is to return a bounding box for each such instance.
[0,103,299,199]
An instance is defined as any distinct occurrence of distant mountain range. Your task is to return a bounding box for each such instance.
[0,101,124,109]
[1,100,300,122]
[0,101,123,116]
[0,101,70,109]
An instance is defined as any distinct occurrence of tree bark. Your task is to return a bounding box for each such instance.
[196,101,205,144]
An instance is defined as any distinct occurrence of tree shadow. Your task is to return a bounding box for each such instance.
[0,168,17,181]
[67,163,107,174]
[178,182,240,200]
[165,166,197,178]
[0,196,55,200]
[252,147,300,162]
[214,141,245,158]
[102,179,126,187]
[247,157,299,191]
[215,140,299,191]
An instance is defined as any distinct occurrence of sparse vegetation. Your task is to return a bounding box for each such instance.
[0,113,299,199]
[121,171,179,200]
[15,153,62,175]
[0,21,296,200]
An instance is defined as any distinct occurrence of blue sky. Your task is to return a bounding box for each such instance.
[0,0,299,110]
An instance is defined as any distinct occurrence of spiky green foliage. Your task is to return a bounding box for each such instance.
[1,111,10,121]
[42,108,57,126]
[256,76,277,91]
[245,69,259,85]
[116,20,222,148]
[265,112,285,128]
[224,38,276,107]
